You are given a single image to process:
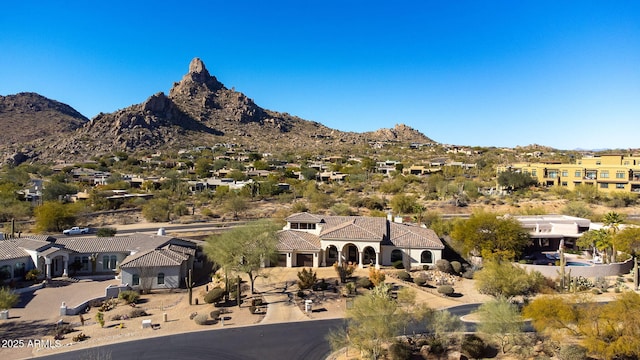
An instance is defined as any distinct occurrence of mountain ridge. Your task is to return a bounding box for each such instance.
[1,58,434,164]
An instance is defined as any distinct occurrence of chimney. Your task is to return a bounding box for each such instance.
[386,212,393,222]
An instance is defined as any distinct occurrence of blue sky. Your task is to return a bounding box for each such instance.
[1,1,638,150]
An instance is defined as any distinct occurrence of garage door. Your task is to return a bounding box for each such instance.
[296,254,313,267]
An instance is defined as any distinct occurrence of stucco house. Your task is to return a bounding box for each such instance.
[0,232,197,291]
[274,213,444,269]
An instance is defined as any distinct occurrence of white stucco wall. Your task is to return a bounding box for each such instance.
[121,265,182,290]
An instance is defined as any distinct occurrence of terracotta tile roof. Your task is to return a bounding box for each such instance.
[285,212,325,223]
[277,230,321,251]
[278,213,444,251]
[388,223,444,249]
[53,234,193,254]
[0,240,31,260]
[166,244,196,256]
[120,249,189,268]
[13,237,52,251]
[320,218,385,240]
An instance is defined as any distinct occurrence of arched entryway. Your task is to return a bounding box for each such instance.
[343,244,359,264]
[325,245,339,266]
[363,246,376,266]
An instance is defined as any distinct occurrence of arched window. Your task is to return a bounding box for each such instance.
[421,250,433,264]
[132,274,140,286]
[157,272,165,285]
[391,249,403,263]
[102,255,110,270]
[109,255,117,270]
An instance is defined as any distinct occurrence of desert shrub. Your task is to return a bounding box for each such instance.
[312,279,329,291]
[72,332,87,342]
[204,287,225,304]
[437,285,454,296]
[297,268,317,290]
[368,267,386,287]
[461,267,475,279]
[96,227,117,237]
[118,290,140,304]
[99,298,118,312]
[193,313,208,325]
[392,260,404,269]
[413,277,427,287]
[49,323,75,339]
[95,312,105,327]
[450,261,462,274]
[25,268,41,282]
[356,277,373,289]
[397,271,411,282]
[296,290,306,298]
[210,310,221,320]
[129,308,148,318]
[110,314,129,321]
[558,344,588,360]
[435,259,453,274]
[388,339,412,360]
[461,334,487,359]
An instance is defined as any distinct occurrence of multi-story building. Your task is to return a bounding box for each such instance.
[498,154,640,193]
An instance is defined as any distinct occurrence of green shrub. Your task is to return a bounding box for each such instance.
[118,290,140,304]
[392,260,404,269]
[435,259,453,274]
[95,311,105,327]
[388,339,412,360]
[558,344,587,360]
[397,271,411,282]
[210,310,221,320]
[25,269,41,282]
[413,277,427,287]
[129,308,148,318]
[450,261,462,274]
[72,332,87,342]
[96,227,117,237]
[297,268,317,290]
[461,334,487,359]
[356,277,373,289]
[437,285,455,296]
[204,288,225,304]
[193,313,208,325]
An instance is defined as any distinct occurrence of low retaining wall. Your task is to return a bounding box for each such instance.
[64,283,130,316]
[517,258,634,278]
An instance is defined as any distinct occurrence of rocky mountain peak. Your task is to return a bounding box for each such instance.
[170,57,224,97]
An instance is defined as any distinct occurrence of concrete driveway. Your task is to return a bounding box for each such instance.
[11,277,121,322]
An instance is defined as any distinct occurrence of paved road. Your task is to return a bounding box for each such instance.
[39,319,344,360]
[37,304,492,360]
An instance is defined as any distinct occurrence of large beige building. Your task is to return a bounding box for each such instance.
[498,154,640,193]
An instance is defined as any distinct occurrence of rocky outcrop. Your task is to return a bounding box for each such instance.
[2,58,434,162]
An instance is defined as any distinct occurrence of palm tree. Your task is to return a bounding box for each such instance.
[578,229,612,263]
[603,211,625,262]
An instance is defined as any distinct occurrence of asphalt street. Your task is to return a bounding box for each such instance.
[38,319,344,360]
